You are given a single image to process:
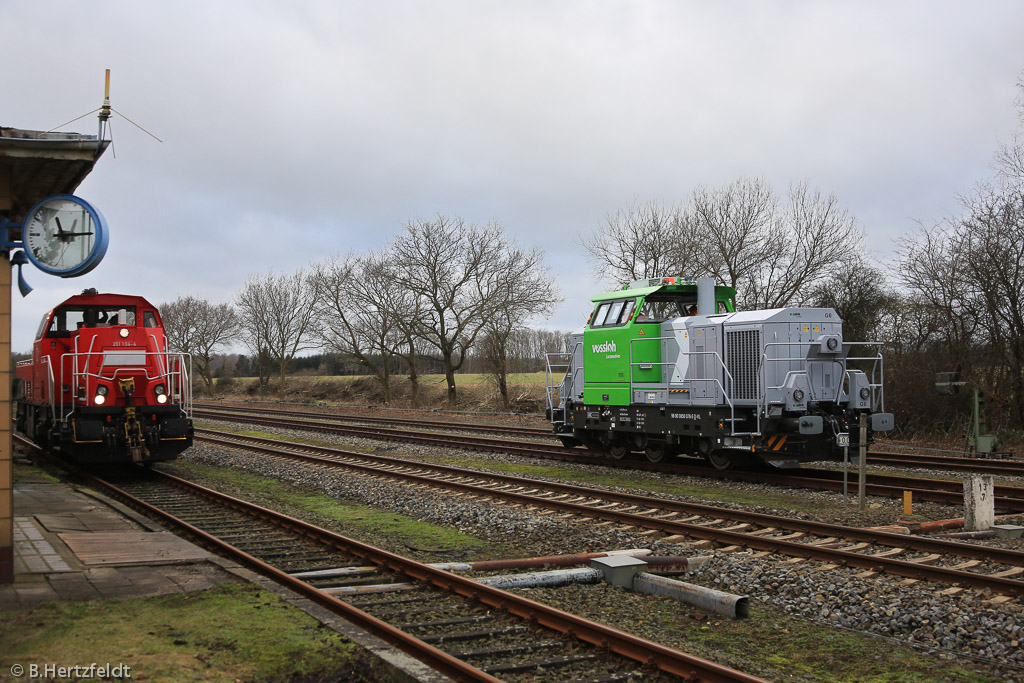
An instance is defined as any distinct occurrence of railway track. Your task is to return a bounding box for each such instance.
[25,441,764,683]
[195,402,1024,476]
[195,428,1024,597]
[194,406,1024,512]
[194,401,554,438]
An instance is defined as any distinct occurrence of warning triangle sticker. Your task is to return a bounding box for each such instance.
[638,329,645,335]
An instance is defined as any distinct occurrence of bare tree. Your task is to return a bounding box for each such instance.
[960,185,1024,423]
[896,223,980,376]
[687,177,779,294]
[579,201,697,285]
[159,296,240,394]
[994,74,1024,184]
[235,269,321,400]
[477,245,559,408]
[688,178,864,308]
[582,178,863,309]
[392,215,557,406]
[311,251,424,405]
[806,258,890,343]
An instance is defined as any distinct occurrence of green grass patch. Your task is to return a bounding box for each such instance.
[657,602,997,683]
[166,460,485,554]
[0,583,393,683]
[435,456,824,512]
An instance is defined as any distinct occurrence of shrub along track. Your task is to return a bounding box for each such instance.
[20,436,763,683]
[193,406,1024,512]
[194,428,1024,598]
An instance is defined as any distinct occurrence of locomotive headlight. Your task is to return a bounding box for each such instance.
[94,395,105,405]
[96,385,108,396]
[119,328,130,338]
[792,389,805,402]
[154,384,168,404]
[859,387,871,400]
[827,337,839,351]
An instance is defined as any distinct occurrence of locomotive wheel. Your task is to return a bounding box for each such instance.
[608,443,628,459]
[644,443,666,463]
[707,450,735,470]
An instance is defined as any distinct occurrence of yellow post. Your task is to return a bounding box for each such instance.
[903,490,913,517]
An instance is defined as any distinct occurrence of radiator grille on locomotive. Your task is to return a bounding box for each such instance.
[726,329,761,401]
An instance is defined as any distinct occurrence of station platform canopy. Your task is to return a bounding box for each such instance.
[0,127,109,221]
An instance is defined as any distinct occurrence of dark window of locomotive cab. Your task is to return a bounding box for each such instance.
[101,308,136,326]
[45,308,80,338]
[143,311,158,328]
[591,299,635,328]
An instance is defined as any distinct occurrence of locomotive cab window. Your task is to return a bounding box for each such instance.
[48,305,139,331]
[590,298,636,328]
[143,311,158,328]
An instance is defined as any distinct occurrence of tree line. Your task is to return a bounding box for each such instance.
[161,215,563,408]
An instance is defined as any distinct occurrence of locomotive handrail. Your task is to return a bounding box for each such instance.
[42,356,55,421]
[757,341,886,430]
[57,350,193,420]
[627,336,742,435]
[545,341,581,416]
[544,351,572,414]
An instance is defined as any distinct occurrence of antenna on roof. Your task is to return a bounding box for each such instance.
[97,69,112,141]
[45,70,163,154]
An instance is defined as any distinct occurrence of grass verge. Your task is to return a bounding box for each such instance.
[0,583,393,683]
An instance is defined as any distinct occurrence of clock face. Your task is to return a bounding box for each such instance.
[23,195,108,277]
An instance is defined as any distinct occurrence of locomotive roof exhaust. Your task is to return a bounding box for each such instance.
[697,276,715,315]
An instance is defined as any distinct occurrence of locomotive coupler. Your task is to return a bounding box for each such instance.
[117,378,149,462]
[122,406,149,463]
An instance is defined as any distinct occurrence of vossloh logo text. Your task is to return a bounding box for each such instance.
[592,341,617,353]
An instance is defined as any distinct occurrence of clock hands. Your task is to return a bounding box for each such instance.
[53,217,91,240]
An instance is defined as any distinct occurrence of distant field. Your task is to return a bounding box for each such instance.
[330,372,550,386]
[226,372,548,385]
[212,371,550,411]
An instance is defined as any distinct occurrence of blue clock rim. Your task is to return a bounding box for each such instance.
[23,194,109,278]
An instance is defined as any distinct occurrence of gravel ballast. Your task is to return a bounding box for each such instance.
[171,421,1024,680]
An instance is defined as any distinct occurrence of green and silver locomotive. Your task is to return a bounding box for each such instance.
[546,277,893,468]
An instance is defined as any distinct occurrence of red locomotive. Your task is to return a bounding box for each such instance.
[14,289,193,464]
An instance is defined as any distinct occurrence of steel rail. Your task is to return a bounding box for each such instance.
[196,430,1024,596]
[80,466,763,683]
[197,404,1024,475]
[194,408,1024,512]
[193,402,553,438]
[866,451,1024,476]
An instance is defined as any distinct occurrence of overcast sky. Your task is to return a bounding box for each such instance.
[4,1,1024,352]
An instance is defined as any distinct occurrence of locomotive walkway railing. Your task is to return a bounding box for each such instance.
[627,336,743,434]
[752,340,885,439]
[54,349,192,422]
[544,341,581,419]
